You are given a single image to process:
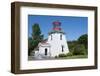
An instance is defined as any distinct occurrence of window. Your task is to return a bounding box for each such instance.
[45,48,48,55]
[51,35,52,40]
[60,34,62,40]
[62,45,64,52]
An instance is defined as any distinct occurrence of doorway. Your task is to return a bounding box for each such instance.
[45,48,48,55]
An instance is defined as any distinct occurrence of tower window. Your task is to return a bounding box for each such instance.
[60,34,62,40]
[45,48,48,55]
[62,45,64,52]
[51,35,52,40]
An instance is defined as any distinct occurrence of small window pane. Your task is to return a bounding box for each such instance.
[51,35,52,40]
[60,34,62,40]
[62,45,64,52]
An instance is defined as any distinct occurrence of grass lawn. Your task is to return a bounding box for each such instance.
[57,55,88,59]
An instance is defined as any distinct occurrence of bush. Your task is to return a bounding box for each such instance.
[66,52,73,56]
[55,56,58,58]
[58,54,67,57]
[72,44,86,55]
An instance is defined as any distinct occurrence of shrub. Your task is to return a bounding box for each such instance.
[72,44,86,55]
[58,54,67,57]
[55,56,58,58]
[66,52,73,56]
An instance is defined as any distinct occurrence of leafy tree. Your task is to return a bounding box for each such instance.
[78,34,88,49]
[28,23,44,56]
[67,34,88,56]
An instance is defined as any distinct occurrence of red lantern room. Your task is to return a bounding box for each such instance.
[53,21,61,31]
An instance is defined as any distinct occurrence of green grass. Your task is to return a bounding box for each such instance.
[57,55,88,59]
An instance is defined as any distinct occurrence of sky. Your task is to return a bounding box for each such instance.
[28,15,88,41]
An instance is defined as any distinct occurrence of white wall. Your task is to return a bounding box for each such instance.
[0,0,100,76]
[48,33,69,56]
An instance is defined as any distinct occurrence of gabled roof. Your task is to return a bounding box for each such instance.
[38,39,50,47]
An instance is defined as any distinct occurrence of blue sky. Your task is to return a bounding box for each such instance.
[28,15,88,41]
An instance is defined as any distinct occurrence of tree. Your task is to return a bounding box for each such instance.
[32,23,43,42]
[28,23,44,56]
[78,34,88,49]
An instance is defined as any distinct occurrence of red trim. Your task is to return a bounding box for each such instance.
[53,28,61,31]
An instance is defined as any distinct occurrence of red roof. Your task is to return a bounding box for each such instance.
[53,21,61,25]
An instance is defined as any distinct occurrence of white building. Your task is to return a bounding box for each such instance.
[34,21,69,59]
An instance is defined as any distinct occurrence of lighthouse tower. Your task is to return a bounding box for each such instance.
[34,21,69,59]
[47,21,69,57]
